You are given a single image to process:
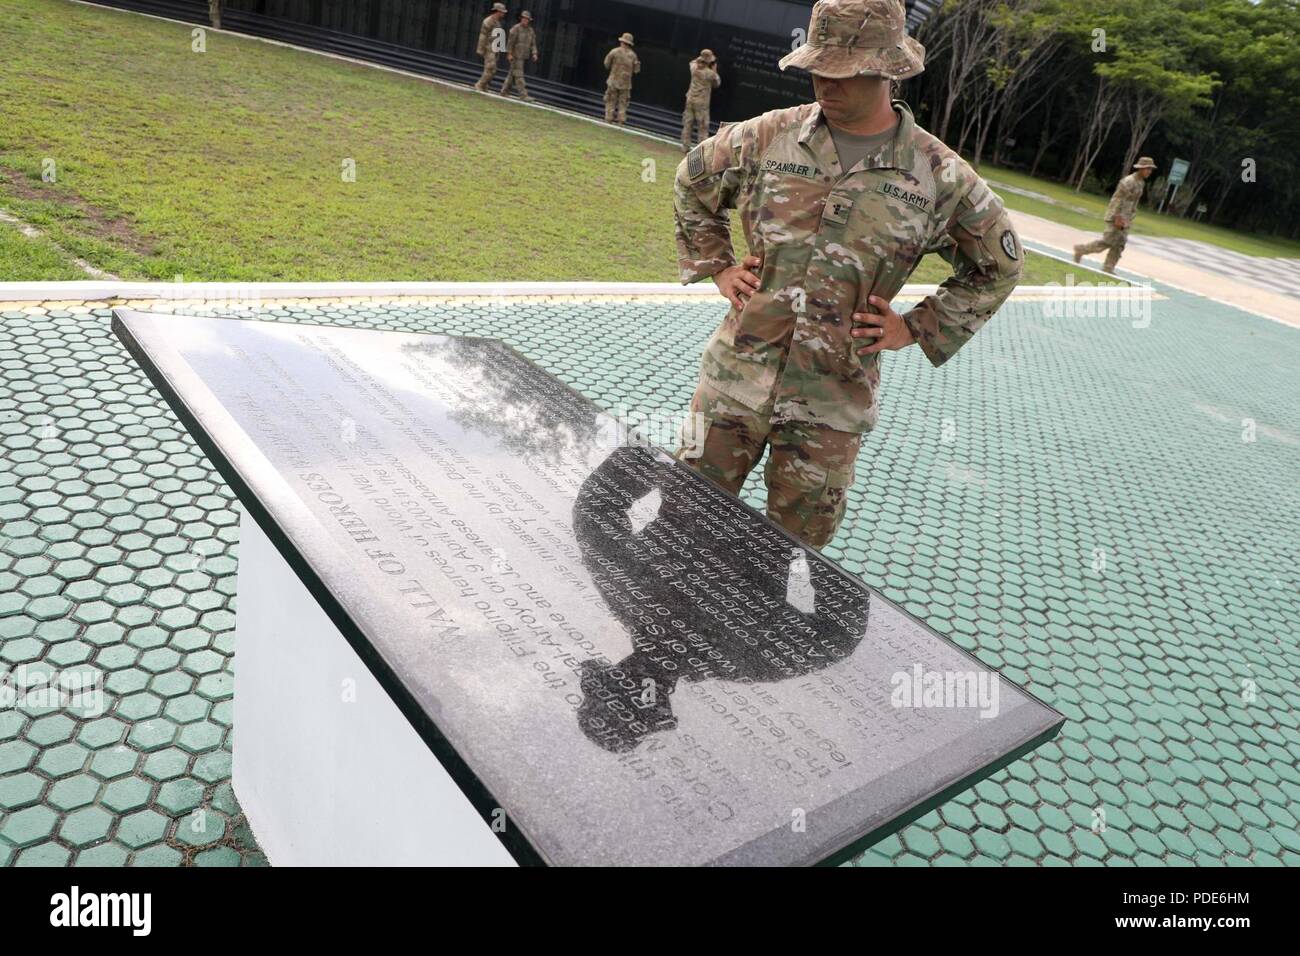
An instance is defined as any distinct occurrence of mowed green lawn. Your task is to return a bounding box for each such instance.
[0,0,1077,284]
[0,218,85,279]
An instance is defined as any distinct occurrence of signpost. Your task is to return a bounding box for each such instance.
[1159,158,1190,214]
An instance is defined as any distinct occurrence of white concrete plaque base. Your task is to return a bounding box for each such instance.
[231,510,515,866]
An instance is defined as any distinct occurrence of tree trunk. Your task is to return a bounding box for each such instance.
[1072,78,1120,190]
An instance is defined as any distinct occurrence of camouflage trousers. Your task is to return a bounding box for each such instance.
[681,102,709,150]
[605,87,631,124]
[675,384,861,550]
[474,53,499,91]
[1074,225,1129,273]
[498,62,531,100]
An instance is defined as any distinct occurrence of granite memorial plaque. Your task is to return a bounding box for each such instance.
[113,309,1064,867]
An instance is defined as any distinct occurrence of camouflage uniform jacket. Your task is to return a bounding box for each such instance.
[604,46,640,89]
[674,101,1023,434]
[475,16,501,57]
[507,23,537,60]
[1104,173,1144,225]
[686,60,721,106]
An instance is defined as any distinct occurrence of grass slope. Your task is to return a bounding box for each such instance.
[2,0,1075,286]
[0,218,85,280]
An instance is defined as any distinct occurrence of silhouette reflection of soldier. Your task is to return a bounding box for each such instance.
[573,446,871,754]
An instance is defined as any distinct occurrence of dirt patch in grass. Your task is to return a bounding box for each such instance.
[0,167,156,257]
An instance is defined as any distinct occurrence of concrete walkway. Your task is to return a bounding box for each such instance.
[1009,209,1300,329]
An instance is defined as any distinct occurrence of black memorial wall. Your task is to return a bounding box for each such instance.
[85,1,937,137]
[227,0,816,134]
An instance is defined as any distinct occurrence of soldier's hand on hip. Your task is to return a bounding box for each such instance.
[1114,216,1127,229]
[852,295,915,355]
[712,255,762,311]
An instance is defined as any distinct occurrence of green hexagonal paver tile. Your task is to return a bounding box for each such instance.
[0,771,46,810]
[194,845,242,867]
[195,672,233,701]
[177,720,223,754]
[101,775,154,813]
[0,636,44,664]
[142,747,191,781]
[182,649,225,676]
[15,843,73,866]
[78,716,128,749]
[48,773,102,811]
[0,711,25,742]
[116,691,163,721]
[115,808,169,850]
[155,777,205,816]
[152,672,197,700]
[89,745,139,780]
[131,844,184,866]
[25,712,76,746]
[192,750,232,784]
[25,595,73,620]
[60,804,115,847]
[0,803,59,847]
[75,843,132,866]
[174,807,227,848]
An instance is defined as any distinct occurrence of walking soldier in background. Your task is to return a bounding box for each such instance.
[1074,157,1158,274]
[672,0,1022,549]
[474,3,509,93]
[681,49,721,152]
[500,10,539,101]
[603,33,640,125]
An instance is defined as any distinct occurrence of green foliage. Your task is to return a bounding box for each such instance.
[916,0,1300,236]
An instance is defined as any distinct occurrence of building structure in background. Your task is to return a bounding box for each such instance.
[89,1,943,136]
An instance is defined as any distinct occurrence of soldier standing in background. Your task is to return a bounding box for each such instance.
[474,3,509,93]
[603,33,640,125]
[681,49,720,153]
[1073,157,1158,274]
[499,10,539,101]
[672,0,1022,549]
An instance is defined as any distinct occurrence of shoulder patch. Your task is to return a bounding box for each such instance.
[687,145,706,182]
[1000,229,1018,260]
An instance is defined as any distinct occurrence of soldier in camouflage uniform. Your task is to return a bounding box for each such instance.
[682,49,721,153]
[474,3,509,93]
[603,33,640,125]
[499,10,539,101]
[1073,157,1157,274]
[673,0,1022,549]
